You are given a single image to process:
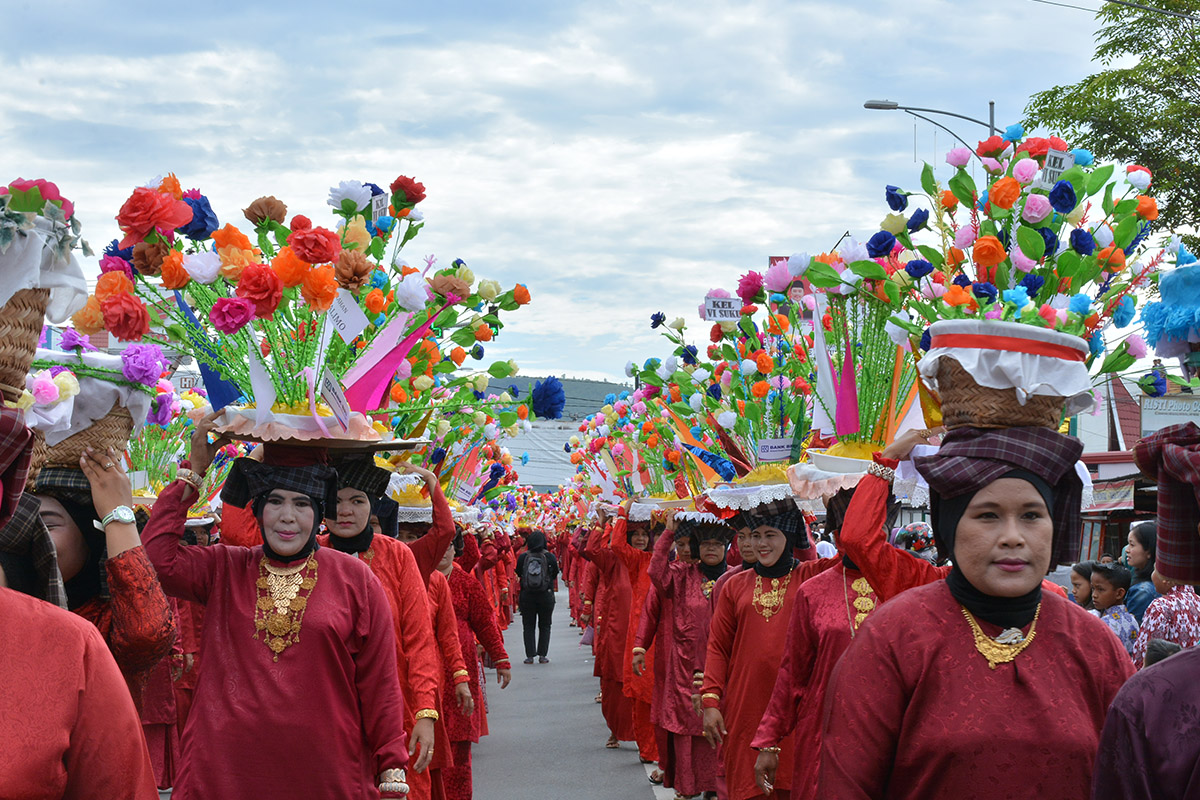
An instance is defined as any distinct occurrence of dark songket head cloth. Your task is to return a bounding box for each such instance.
[914,426,1085,568]
[334,457,391,499]
[221,458,338,517]
[735,497,808,550]
[1134,421,1200,583]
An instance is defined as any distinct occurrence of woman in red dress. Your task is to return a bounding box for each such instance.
[583,512,637,748]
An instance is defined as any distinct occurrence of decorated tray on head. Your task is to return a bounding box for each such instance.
[211,405,424,450]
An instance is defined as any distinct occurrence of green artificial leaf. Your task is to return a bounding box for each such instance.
[439,308,460,328]
[980,219,999,237]
[1102,183,1117,216]
[670,370,693,386]
[669,402,694,417]
[1114,216,1140,249]
[883,280,901,306]
[498,411,518,427]
[993,262,1010,292]
[948,171,977,209]
[721,344,738,361]
[1114,198,1138,215]
[368,237,386,261]
[848,260,888,280]
[887,313,923,335]
[482,313,501,326]
[896,229,915,251]
[907,299,940,323]
[738,316,757,339]
[433,362,458,374]
[920,163,938,197]
[805,261,843,289]
[640,372,663,387]
[1017,226,1047,260]
[1059,165,1087,202]
[449,327,476,346]
[340,199,360,217]
[1085,164,1114,196]
[487,361,512,378]
[916,245,944,269]
[1055,250,1081,280]
[990,206,1012,220]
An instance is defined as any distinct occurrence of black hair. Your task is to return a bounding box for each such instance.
[1092,562,1133,593]
[453,532,465,558]
[1144,638,1182,667]
[1071,560,1095,582]
[1130,521,1157,583]
[1099,552,1114,561]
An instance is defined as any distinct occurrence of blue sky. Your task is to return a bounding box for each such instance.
[3,0,1108,381]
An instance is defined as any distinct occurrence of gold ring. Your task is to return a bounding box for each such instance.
[104,462,115,469]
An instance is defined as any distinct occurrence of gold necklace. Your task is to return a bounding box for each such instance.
[752,572,792,620]
[843,569,876,637]
[254,555,319,660]
[961,604,1040,670]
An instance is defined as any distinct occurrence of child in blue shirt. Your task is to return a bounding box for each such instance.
[1091,562,1139,664]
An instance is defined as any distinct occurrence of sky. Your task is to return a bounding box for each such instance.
[2,0,1113,382]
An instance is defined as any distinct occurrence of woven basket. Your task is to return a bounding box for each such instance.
[0,288,50,402]
[42,406,134,469]
[26,428,48,484]
[936,358,1064,430]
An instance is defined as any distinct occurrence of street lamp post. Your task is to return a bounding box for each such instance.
[863,99,996,136]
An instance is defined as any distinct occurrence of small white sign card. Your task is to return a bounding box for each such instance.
[371,193,389,222]
[328,289,371,344]
[1034,149,1075,191]
[704,296,741,322]
[757,437,793,463]
[319,369,352,432]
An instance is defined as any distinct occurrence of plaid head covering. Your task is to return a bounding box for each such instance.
[914,426,1084,567]
[0,408,33,530]
[1134,421,1200,583]
[334,457,391,499]
[221,458,338,516]
[735,497,808,549]
[30,465,93,507]
[0,492,68,608]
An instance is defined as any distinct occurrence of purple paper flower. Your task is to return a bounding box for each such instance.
[121,343,166,385]
[147,393,174,426]
[59,328,96,352]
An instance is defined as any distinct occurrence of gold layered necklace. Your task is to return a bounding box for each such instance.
[961,604,1040,670]
[254,555,319,661]
[752,572,792,620]
[843,569,876,636]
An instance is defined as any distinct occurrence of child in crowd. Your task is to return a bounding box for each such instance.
[1091,562,1140,663]
[1069,560,1098,614]
[1143,638,1182,668]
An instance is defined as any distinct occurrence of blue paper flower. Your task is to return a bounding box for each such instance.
[1180,246,1197,266]
[1088,330,1105,356]
[473,390,486,401]
[952,274,972,288]
[919,329,932,351]
[429,447,447,465]
[1069,229,1095,256]
[907,208,929,232]
[177,195,219,240]
[470,344,485,360]
[521,452,530,465]
[509,384,520,399]
[531,376,566,420]
[1049,180,1077,213]
[1039,227,1060,257]
[1018,273,1045,299]
[650,312,666,329]
[1070,148,1094,167]
[104,239,134,261]
[681,345,698,366]
[1003,123,1025,142]
[604,392,617,405]
[369,269,388,288]
[905,259,934,280]
[866,231,896,258]
[1069,293,1092,315]
[1113,295,1135,328]
[885,185,908,212]
[1003,287,1030,318]
[706,383,722,401]
[972,282,998,305]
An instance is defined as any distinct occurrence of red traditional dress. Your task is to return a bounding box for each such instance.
[819,581,1135,799]
[1131,583,1200,666]
[751,563,879,800]
[701,557,838,800]
[144,482,409,799]
[443,563,511,800]
[317,532,443,800]
[610,515,659,762]
[426,567,471,797]
[173,597,204,736]
[140,597,181,789]
[584,521,636,742]
[72,545,176,713]
[642,529,719,797]
[0,586,159,800]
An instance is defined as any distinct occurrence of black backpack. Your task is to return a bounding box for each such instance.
[523,551,550,592]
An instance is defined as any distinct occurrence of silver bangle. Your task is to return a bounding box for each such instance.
[866,461,895,483]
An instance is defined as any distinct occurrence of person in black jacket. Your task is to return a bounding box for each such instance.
[516,530,559,663]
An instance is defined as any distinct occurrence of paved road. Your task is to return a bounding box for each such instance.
[474,588,674,800]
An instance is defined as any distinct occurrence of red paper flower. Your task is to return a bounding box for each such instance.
[115,187,194,248]
[235,263,284,318]
[288,226,342,265]
[101,293,151,341]
[209,297,256,334]
[389,175,426,205]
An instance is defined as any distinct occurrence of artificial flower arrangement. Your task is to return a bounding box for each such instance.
[126,383,211,495]
[1139,235,1200,388]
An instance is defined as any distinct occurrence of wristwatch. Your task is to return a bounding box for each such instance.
[96,505,136,530]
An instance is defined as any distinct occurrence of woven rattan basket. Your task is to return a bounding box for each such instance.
[26,428,48,484]
[0,288,50,402]
[41,406,134,469]
[936,358,1064,430]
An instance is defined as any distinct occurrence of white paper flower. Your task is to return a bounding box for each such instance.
[884,310,913,351]
[1092,224,1115,249]
[407,209,425,223]
[1126,170,1152,192]
[740,359,757,376]
[656,361,672,381]
[840,238,869,263]
[787,252,811,277]
[183,251,222,284]
[485,423,498,439]
[668,317,686,331]
[719,321,736,334]
[689,393,704,412]
[598,424,610,437]
[625,361,635,377]
[328,180,372,212]
[478,279,502,301]
[393,277,429,311]
[692,368,710,384]
[717,410,737,429]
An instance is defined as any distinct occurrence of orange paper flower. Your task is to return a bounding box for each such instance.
[946,247,966,268]
[751,381,770,398]
[272,246,310,288]
[211,224,253,252]
[365,288,386,314]
[474,326,493,342]
[157,173,183,199]
[1097,246,1127,271]
[988,177,1020,210]
[95,271,134,302]
[390,384,408,403]
[159,250,190,290]
[943,284,974,307]
[450,346,467,366]
[513,284,531,305]
[755,353,773,374]
[517,405,529,420]
[301,265,338,312]
[940,190,959,210]
[1136,196,1158,221]
[972,235,1007,268]
[71,296,105,335]
[645,434,660,448]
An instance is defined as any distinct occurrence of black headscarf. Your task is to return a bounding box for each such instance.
[736,498,804,578]
[372,497,400,539]
[56,495,108,610]
[326,458,392,555]
[677,517,732,581]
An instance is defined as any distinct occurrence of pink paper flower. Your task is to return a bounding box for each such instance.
[954,224,978,249]
[1022,194,1053,224]
[946,147,972,168]
[736,271,763,305]
[763,261,792,293]
[1038,305,1057,326]
[1011,250,1038,273]
[1013,159,1039,185]
[30,372,59,404]
[1126,334,1148,359]
[981,157,1004,173]
[985,308,1003,319]
[208,297,255,334]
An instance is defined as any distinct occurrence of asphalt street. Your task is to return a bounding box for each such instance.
[474,587,675,800]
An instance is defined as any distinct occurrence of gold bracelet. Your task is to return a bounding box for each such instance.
[175,469,203,491]
[379,768,406,782]
[452,669,469,679]
[631,647,647,655]
[701,692,721,701]
[414,708,439,722]
[756,745,782,753]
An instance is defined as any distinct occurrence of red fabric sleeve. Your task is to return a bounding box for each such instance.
[385,543,441,712]
[583,562,598,610]
[836,469,945,602]
[633,585,661,650]
[457,531,481,573]
[63,620,159,800]
[752,589,815,748]
[142,482,224,604]
[103,546,176,677]
[355,569,410,773]
[476,536,499,571]
[407,482,457,583]
[587,522,617,570]
[431,573,469,686]
[701,575,739,708]
[647,520,674,596]
[465,570,509,666]
[217,502,260,548]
